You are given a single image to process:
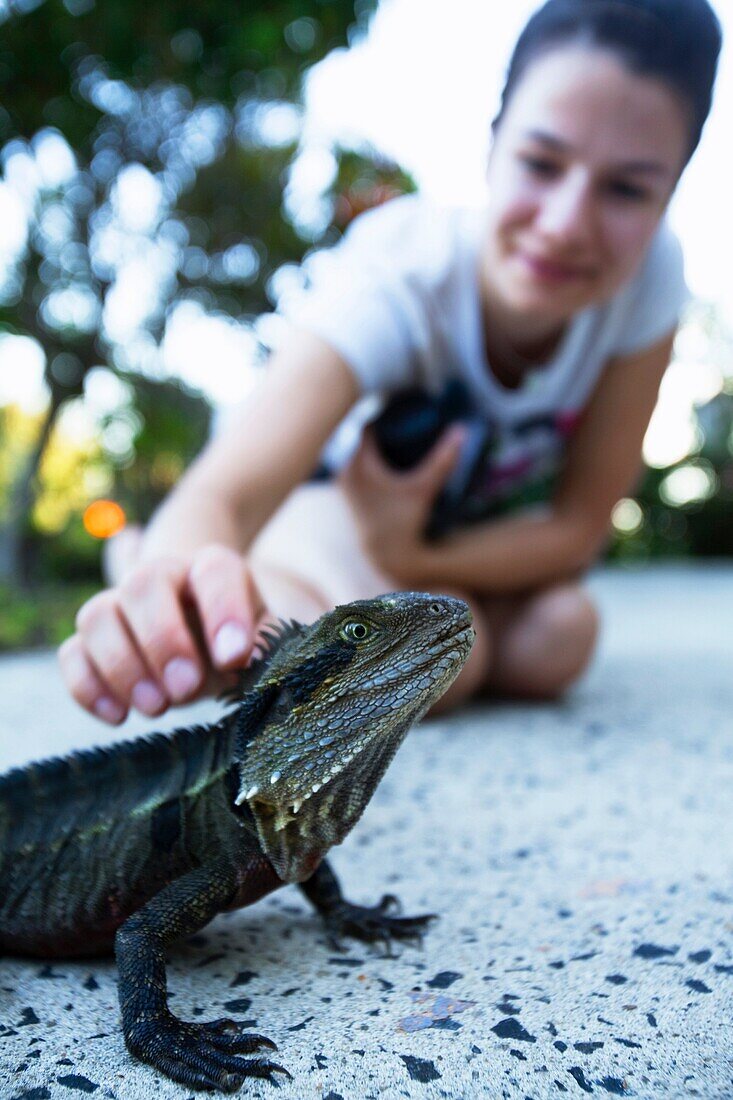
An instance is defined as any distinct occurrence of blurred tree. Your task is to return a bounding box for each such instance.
[101,370,213,522]
[0,0,417,586]
[608,304,733,561]
[329,149,413,228]
[637,388,733,558]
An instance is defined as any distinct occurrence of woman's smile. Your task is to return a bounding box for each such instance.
[516,248,597,284]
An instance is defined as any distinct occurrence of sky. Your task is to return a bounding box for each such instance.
[1,0,732,474]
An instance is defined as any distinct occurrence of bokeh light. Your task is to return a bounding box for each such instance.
[659,464,718,508]
[611,498,644,536]
[83,499,126,539]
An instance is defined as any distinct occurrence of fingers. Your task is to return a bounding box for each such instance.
[186,545,266,671]
[116,557,205,704]
[58,633,128,725]
[348,424,464,488]
[76,589,169,717]
[340,429,391,493]
[62,557,198,723]
[353,429,391,478]
[59,547,267,725]
[413,423,465,492]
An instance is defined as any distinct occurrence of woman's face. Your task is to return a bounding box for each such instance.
[483,46,690,332]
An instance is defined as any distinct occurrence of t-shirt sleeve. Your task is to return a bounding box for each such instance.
[279,196,427,394]
[612,221,690,357]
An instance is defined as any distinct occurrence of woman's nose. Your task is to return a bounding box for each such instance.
[535,171,595,245]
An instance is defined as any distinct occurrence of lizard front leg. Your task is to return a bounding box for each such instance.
[299,859,436,953]
[115,859,288,1092]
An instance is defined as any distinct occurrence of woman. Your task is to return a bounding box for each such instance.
[60,0,722,722]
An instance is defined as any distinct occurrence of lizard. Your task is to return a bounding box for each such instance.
[0,590,474,1092]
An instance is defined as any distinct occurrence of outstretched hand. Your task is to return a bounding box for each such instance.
[339,424,464,584]
[59,545,271,725]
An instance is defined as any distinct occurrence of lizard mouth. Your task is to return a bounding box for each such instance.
[419,622,474,663]
[433,624,475,667]
[446,624,475,648]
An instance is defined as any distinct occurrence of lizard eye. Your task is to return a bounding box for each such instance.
[339,620,372,643]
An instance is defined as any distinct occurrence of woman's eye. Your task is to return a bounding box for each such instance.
[340,621,372,642]
[607,180,648,202]
[520,155,558,177]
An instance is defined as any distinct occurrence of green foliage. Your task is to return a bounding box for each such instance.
[0,1,375,144]
[608,385,733,560]
[0,0,401,592]
[9,371,213,589]
[0,581,97,650]
[33,514,102,583]
[106,371,213,522]
[174,139,306,318]
[328,149,415,227]
[0,0,378,402]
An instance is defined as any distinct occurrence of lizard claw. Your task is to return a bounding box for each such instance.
[378,893,402,915]
[125,1012,287,1091]
[322,898,437,953]
[200,1019,279,1053]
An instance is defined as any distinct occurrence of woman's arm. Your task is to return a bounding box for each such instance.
[142,330,360,557]
[372,331,676,594]
[59,331,360,721]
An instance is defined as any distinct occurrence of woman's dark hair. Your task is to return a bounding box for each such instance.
[493,0,722,166]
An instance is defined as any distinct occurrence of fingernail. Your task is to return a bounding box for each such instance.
[163,657,201,701]
[132,679,166,714]
[213,621,248,666]
[94,696,126,724]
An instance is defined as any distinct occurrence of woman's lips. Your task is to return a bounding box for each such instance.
[519,251,594,283]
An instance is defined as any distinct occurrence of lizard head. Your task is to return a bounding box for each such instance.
[233,591,474,883]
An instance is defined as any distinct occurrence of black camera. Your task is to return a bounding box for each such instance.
[370,381,495,539]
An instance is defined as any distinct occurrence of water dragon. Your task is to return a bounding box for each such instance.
[0,591,474,1091]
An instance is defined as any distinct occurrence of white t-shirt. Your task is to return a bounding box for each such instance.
[282,193,689,520]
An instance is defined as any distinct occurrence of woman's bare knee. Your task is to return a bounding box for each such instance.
[485,583,599,699]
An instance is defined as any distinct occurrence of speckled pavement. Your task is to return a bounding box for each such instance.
[1,564,732,1100]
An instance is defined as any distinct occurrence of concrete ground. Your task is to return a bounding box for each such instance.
[1,563,732,1100]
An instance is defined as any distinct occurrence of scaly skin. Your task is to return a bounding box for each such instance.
[0,592,474,1091]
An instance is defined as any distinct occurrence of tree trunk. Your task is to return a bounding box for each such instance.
[0,388,65,587]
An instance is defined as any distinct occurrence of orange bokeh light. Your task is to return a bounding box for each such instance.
[83,499,126,540]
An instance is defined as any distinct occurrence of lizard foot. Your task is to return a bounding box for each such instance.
[125,1013,291,1092]
[324,894,437,955]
